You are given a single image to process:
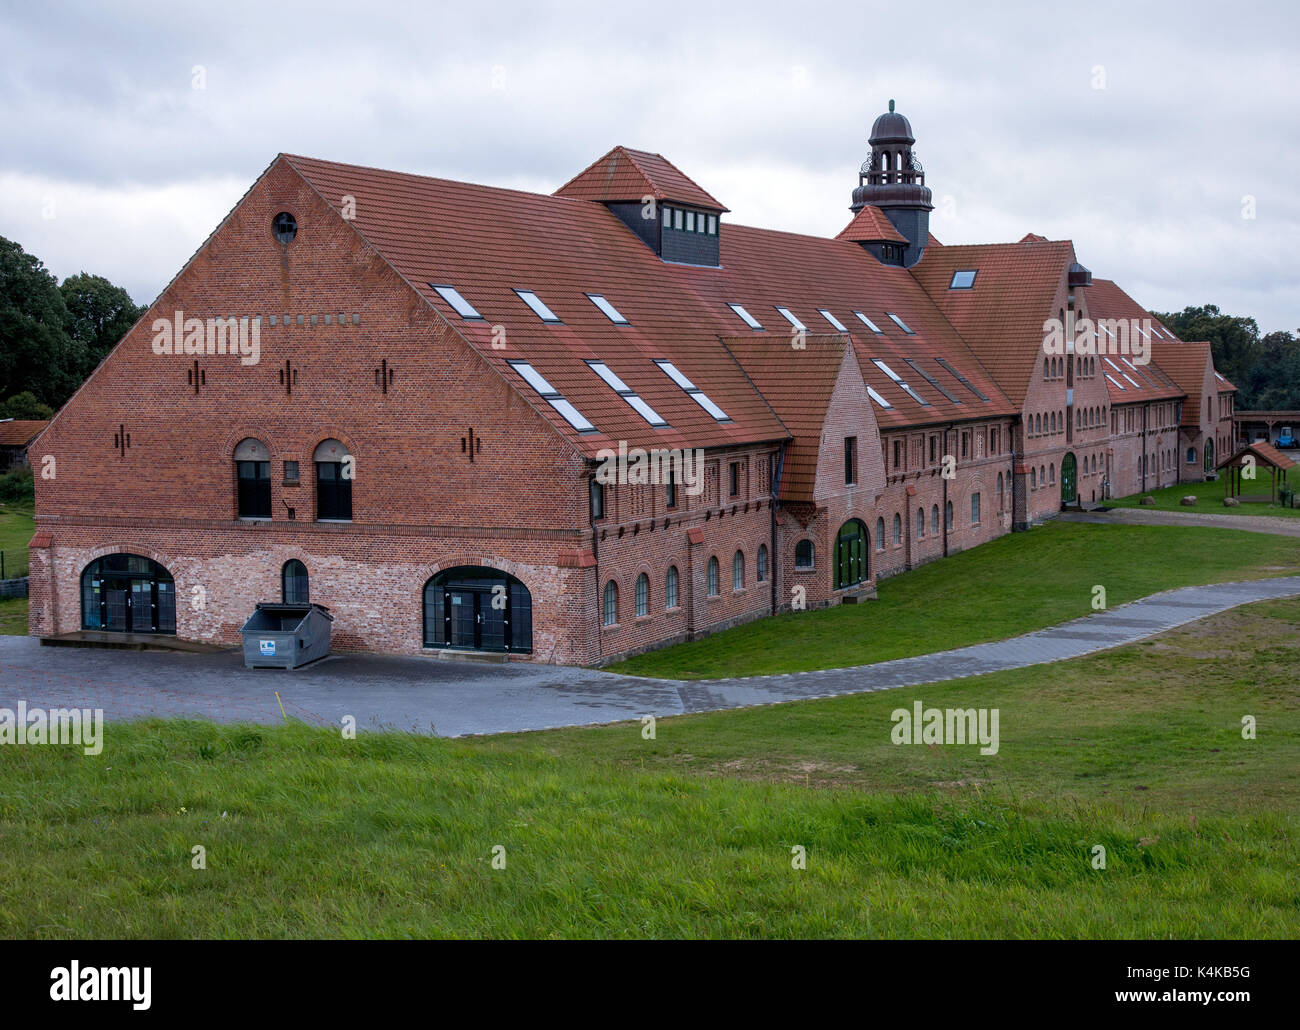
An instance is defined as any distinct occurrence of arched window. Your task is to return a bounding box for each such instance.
[707,557,719,596]
[424,566,533,652]
[893,513,902,544]
[834,519,869,589]
[81,554,176,634]
[876,517,886,550]
[757,545,768,583]
[1031,467,1037,489]
[733,550,744,591]
[1050,463,1056,484]
[944,500,953,531]
[917,507,925,538]
[282,559,308,603]
[971,492,981,523]
[931,504,939,534]
[603,580,618,626]
[795,539,814,568]
[1050,413,1056,434]
[234,438,271,519]
[314,439,352,521]
[635,573,649,617]
[666,566,679,610]
[997,471,1004,507]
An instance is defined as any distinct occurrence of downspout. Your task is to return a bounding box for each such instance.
[943,422,955,557]
[588,466,602,663]
[770,444,786,614]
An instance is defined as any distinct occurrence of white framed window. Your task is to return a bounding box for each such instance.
[513,289,560,323]
[430,283,482,319]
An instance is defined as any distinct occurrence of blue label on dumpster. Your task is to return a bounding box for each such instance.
[259,639,276,656]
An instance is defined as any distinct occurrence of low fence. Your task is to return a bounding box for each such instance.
[0,576,28,599]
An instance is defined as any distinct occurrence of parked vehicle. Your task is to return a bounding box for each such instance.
[1277,427,1297,448]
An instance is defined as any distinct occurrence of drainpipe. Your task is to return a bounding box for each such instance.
[769,444,785,614]
[588,466,602,663]
[943,422,955,557]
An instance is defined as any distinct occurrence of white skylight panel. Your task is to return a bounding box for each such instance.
[728,303,763,330]
[871,358,928,405]
[873,359,903,382]
[1215,372,1228,382]
[1104,357,1124,373]
[431,284,482,319]
[934,357,991,402]
[854,312,883,333]
[775,306,807,331]
[626,395,668,426]
[508,360,596,432]
[586,293,628,324]
[655,360,696,391]
[1122,373,1142,390]
[866,385,893,408]
[1106,373,1126,391]
[654,360,729,422]
[588,361,631,393]
[547,398,596,432]
[887,312,915,334]
[514,289,561,322]
[1098,323,1116,339]
[587,361,666,426]
[819,309,848,332]
[1150,326,1163,339]
[949,270,977,289]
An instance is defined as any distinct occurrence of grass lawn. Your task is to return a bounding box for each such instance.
[1109,473,1300,517]
[1,598,1297,939]
[0,597,27,636]
[607,521,1300,679]
[0,499,34,578]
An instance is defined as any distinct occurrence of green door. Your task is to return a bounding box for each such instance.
[1061,452,1078,506]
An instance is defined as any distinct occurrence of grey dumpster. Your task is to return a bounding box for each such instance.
[240,602,333,669]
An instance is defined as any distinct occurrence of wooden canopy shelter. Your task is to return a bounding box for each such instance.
[1216,440,1297,503]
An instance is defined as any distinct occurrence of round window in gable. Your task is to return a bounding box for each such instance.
[272,212,298,244]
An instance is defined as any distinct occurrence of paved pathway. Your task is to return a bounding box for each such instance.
[1060,507,1300,537]
[4,575,1299,737]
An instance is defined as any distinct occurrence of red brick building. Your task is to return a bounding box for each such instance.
[28,104,1236,664]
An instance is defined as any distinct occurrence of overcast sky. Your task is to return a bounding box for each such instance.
[2,0,1296,332]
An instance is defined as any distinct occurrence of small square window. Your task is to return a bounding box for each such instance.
[707,214,717,234]
[284,460,300,482]
[685,211,695,232]
[949,270,977,289]
[674,209,683,230]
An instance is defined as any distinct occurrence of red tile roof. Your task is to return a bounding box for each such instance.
[1084,278,1184,403]
[285,154,1014,461]
[911,239,1076,405]
[1019,232,1048,243]
[722,333,851,503]
[836,205,907,244]
[1217,440,1296,471]
[1147,339,1216,426]
[553,146,728,211]
[0,420,48,447]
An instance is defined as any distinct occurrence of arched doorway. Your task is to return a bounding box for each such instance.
[1061,452,1077,507]
[1204,438,1215,475]
[423,566,532,653]
[81,554,176,633]
[834,519,869,590]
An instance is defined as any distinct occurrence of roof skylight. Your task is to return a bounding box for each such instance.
[587,361,666,426]
[430,283,482,319]
[1105,373,1125,391]
[949,270,977,290]
[887,312,915,334]
[819,309,848,332]
[654,360,730,422]
[853,312,883,333]
[866,385,893,409]
[508,360,596,432]
[514,289,561,323]
[586,293,628,324]
[904,357,961,404]
[775,306,807,332]
[728,303,763,330]
[934,357,991,402]
[872,358,929,406]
